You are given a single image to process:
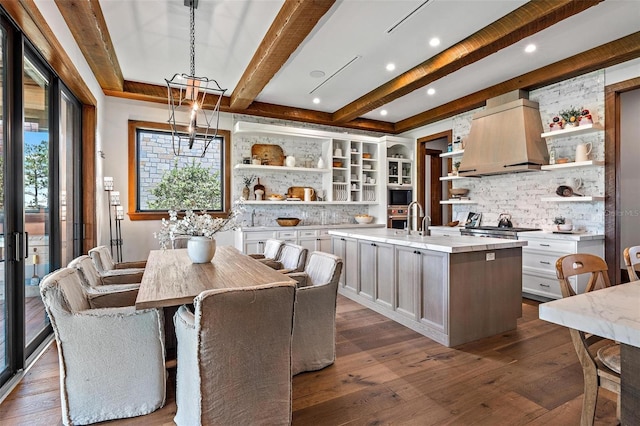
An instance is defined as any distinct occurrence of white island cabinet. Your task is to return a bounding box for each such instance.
[329,228,526,347]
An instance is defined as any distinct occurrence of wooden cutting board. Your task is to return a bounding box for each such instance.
[287,186,316,201]
[251,144,284,166]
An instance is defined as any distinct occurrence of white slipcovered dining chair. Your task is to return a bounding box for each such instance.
[623,245,640,281]
[68,255,139,308]
[88,245,145,283]
[40,267,166,425]
[262,242,308,273]
[173,282,296,426]
[287,251,343,375]
[248,238,284,262]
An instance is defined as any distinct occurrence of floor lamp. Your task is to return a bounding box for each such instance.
[103,177,124,262]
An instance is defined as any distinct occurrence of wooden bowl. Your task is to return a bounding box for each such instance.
[276,217,300,227]
[332,161,342,167]
[449,188,469,197]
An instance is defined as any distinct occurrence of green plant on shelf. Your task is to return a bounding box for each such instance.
[559,106,583,125]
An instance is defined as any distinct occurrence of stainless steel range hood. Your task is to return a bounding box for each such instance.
[458,90,548,176]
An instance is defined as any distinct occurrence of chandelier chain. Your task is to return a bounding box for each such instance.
[190,1,195,76]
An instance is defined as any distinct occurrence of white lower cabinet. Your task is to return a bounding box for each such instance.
[358,240,394,307]
[238,230,276,255]
[395,246,447,331]
[332,235,358,292]
[299,229,332,252]
[236,227,334,256]
[520,234,604,300]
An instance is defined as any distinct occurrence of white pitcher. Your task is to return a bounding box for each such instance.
[575,143,592,162]
[304,187,315,202]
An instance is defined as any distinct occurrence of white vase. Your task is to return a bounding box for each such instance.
[187,236,216,263]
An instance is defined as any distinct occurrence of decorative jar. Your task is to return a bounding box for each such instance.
[187,236,216,263]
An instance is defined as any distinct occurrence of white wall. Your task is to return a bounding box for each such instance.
[400,59,640,233]
[101,97,236,261]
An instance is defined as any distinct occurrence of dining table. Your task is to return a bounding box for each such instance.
[539,280,640,425]
[135,246,297,362]
[135,246,296,310]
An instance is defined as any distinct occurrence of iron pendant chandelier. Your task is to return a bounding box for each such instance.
[165,0,226,158]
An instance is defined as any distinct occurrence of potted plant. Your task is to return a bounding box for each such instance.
[559,106,583,127]
[241,175,255,200]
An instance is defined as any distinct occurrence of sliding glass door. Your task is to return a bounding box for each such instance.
[0,13,83,389]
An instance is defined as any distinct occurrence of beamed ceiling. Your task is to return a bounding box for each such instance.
[16,1,640,134]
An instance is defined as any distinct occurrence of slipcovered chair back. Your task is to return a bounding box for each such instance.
[88,245,115,272]
[173,282,296,426]
[277,243,308,272]
[68,255,102,288]
[291,252,343,375]
[263,238,284,259]
[40,268,166,425]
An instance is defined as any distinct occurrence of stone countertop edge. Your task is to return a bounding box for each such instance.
[328,228,526,254]
[518,230,604,241]
[539,281,640,347]
[239,223,386,232]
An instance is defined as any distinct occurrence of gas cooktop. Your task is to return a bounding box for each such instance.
[467,226,541,232]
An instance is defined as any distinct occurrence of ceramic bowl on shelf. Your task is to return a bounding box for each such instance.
[354,214,373,224]
[449,188,469,197]
[267,194,285,201]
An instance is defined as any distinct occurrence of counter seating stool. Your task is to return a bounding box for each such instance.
[68,255,140,308]
[555,253,621,425]
[623,246,640,281]
[249,239,284,262]
[287,251,343,375]
[39,268,166,426]
[88,245,145,283]
[173,282,296,426]
[262,242,308,274]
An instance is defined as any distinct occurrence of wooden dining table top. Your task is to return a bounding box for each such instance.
[135,246,296,310]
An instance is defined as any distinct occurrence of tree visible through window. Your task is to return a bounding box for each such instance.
[128,120,231,220]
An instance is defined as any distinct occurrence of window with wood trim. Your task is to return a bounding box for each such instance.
[127,120,231,220]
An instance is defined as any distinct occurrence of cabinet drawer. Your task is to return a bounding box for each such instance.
[318,229,331,237]
[298,230,318,238]
[523,238,576,253]
[276,230,298,240]
[243,231,276,242]
[522,251,563,272]
[522,272,563,299]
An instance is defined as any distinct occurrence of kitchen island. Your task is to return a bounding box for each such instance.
[329,228,527,347]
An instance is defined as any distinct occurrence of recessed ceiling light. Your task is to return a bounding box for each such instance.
[426,87,436,95]
[312,97,320,104]
[524,44,536,53]
[429,37,440,47]
[386,63,396,71]
[380,110,388,116]
[310,70,325,78]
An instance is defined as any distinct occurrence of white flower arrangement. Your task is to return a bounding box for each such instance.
[154,198,245,249]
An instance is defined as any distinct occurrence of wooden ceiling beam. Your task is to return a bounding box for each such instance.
[229,0,336,110]
[394,32,640,134]
[54,0,123,91]
[105,80,395,134]
[332,0,603,123]
[0,0,96,105]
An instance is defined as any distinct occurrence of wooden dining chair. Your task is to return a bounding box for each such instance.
[623,245,640,281]
[555,253,621,425]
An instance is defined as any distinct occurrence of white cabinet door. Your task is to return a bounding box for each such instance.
[375,242,394,309]
[358,241,376,300]
[333,236,358,292]
[299,237,318,252]
[417,250,448,333]
[395,245,417,318]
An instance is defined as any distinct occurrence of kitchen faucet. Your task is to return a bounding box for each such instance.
[421,215,432,236]
[406,201,424,235]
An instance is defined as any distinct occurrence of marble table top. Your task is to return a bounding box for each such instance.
[539,281,640,348]
[328,228,526,253]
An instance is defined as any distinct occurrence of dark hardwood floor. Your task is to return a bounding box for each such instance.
[0,296,618,425]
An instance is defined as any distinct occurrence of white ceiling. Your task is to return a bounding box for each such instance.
[99,0,640,124]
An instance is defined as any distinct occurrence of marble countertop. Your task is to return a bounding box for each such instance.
[239,223,385,232]
[328,228,526,253]
[539,281,640,347]
[518,230,604,241]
